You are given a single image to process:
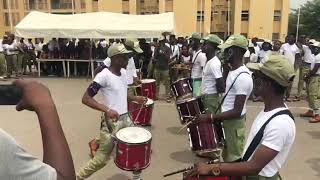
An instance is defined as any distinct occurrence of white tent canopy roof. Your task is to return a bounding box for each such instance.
[15,11,175,39]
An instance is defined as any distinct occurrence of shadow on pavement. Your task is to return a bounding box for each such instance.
[167,126,188,135]
[169,150,197,163]
[306,158,320,177]
[306,131,320,139]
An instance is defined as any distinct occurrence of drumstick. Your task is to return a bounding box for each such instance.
[163,160,217,177]
[177,119,194,133]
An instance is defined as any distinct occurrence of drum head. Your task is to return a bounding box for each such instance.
[141,79,156,83]
[116,127,152,144]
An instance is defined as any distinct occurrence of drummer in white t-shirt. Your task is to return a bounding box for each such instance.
[77,44,146,180]
[187,55,296,180]
[195,35,253,162]
[201,34,225,116]
[190,32,207,97]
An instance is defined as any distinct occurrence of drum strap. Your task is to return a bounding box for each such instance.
[242,109,294,161]
[192,50,202,64]
[214,71,250,114]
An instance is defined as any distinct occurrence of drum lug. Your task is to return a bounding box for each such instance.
[126,147,129,167]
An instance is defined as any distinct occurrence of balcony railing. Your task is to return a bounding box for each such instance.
[25,3,48,10]
[51,2,73,9]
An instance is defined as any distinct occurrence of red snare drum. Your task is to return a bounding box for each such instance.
[188,122,221,153]
[115,127,152,171]
[171,78,193,100]
[176,97,205,124]
[128,98,154,126]
[137,79,157,100]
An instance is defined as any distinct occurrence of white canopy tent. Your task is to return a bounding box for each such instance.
[15,11,176,39]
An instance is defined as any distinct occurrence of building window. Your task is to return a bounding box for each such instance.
[197,11,204,22]
[272,33,280,40]
[274,10,281,21]
[123,11,129,14]
[123,0,129,1]
[241,11,249,21]
[4,13,10,26]
[140,0,144,3]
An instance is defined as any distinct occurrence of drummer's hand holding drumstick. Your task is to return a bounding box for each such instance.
[105,108,119,121]
[191,113,214,125]
[128,95,147,105]
[184,162,216,178]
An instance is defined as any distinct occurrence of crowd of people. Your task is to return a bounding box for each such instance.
[0,31,320,180]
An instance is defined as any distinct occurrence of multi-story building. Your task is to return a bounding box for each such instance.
[0,0,289,41]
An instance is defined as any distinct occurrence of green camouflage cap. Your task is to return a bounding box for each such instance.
[125,39,143,53]
[190,32,202,40]
[218,34,248,51]
[246,55,295,87]
[204,34,222,45]
[107,44,132,58]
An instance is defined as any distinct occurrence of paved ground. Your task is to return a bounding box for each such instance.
[0,78,319,180]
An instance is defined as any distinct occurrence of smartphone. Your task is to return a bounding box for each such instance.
[0,85,22,105]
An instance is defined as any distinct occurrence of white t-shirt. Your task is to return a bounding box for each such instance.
[311,54,320,75]
[35,42,44,52]
[94,68,128,114]
[0,129,57,180]
[254,45,260,55]
[169,44,180,59]
[258,50,271,60]
[280,43,300,65]
[3,42,18,55]
[0,39,3,52]
[243,107,295,177]
[191,50,207,79]
[201,56,223,95]
[222,65,253,115]
[303,45,314,64]
[181,55,191,64]
[103,57,137,85]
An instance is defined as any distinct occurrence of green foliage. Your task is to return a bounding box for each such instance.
[288,0,320,39]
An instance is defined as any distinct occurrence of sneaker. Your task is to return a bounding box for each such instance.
[300,110,314,118]
[309,114,320,123]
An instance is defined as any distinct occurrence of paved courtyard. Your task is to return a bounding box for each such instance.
[0,78,319,180]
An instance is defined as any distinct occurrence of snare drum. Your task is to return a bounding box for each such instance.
[176,97,204,124]
[188,122,221,153]
[137,79,157,100]
[171,78,193,100]
[128,98,154,126]
[115,127,152,171]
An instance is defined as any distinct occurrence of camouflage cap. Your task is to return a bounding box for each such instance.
[247,55,295,87]
[218,34,248,51]
[190,32,202,40]
[125,39,143,53]
[107,44,132,58]
[204,34,222,45]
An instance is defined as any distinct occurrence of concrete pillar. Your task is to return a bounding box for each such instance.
[231,0,242,34]
[203,0,212,36]
[159,0,165,13]
[173,0,197,37]
[129,0,137,14]
[280,0,289,41]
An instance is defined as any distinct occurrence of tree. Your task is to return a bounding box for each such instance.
[288,0,320,39]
